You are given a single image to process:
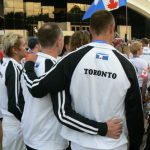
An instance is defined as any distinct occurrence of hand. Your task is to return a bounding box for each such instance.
[25,53,37,62]
[106,118,123,139]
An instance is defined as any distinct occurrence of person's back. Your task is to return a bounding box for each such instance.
[60,42,131,149]
[21,23,68,150]
[57,11,144,150]
[21,53,68,150]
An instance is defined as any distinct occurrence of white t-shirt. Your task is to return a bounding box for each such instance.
[140,47,150,87]
[130,57,148,87]
[140,47,150,65]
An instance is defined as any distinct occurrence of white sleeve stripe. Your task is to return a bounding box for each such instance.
[23,60,58,86]
[61,91,98,131]
[57,92,97,135]
[12,63,22,113]
[23,48,81,88]
[24,67,99,133]
[23,46,90,89]
[24,72,51,89]
[23,71,48,86]
[23,71,45,84]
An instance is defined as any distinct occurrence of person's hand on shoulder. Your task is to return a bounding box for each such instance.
[25,53,37,62]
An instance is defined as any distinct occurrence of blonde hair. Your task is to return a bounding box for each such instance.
[2,33,23,57]
[70,30,91,52]
[130,41,142,55]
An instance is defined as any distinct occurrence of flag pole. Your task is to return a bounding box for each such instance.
[125,4,128,43]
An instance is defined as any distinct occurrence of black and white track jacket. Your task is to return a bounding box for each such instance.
[21,52,68,149]
[0,58,24,122]
[24,42,144,149]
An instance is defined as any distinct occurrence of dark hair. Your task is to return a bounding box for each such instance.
[28,37,39,49]
[38,22,62,48]
[59,36,71,56]
[64,36,70,45]
[90,10,115,35]
[141,38,149,45]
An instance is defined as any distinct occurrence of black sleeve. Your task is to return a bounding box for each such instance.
[5,62,23,121]
[23,46,93,98]
[51,90,107,135]
[125,72,144,150]
[113,50,144,150]
[24,46,108,135]
[23,60,67,98]
[45,59,54,72]
[25,61,107,135]
[18,85,25,113]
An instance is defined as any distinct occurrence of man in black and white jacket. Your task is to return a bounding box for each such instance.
[21,23,68,150]
[24,11,144,150]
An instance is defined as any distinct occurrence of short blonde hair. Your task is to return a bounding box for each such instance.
[130,41,142,55]
[2,33,23,57]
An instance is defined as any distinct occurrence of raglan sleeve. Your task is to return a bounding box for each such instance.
[23,60,67,98]
[113,50,144,149]
[51,90,107,136]
[5,62,23,121]
[125,65,144,150]
[24,57,108,136]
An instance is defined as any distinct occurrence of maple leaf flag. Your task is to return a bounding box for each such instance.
[82,0,127,20]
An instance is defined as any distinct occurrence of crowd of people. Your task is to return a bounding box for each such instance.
[0,10,150,150]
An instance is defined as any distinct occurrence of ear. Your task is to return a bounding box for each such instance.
[109,23,115,35]
[57,35,63,48]
[12,47,18,55]
[55,37,59,48]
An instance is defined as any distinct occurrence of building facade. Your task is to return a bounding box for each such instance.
[0,0,150,38]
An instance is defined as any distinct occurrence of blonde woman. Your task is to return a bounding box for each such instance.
[0,33,27,150]
[130,41,148,99]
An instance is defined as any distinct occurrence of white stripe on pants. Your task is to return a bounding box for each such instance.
[2,117,26,150]
[71,142,127,150]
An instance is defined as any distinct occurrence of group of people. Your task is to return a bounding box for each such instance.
[0,10,148,150]
[113,35,150,150]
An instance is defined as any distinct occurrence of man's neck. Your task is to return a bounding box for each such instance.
[92,34,112,45]
[41,47,58,58]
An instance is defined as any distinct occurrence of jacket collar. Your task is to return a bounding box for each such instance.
[87,42,116,51]
[37,52,57,63]
[9,57,22,68]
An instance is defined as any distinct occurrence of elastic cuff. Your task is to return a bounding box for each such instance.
[25,61,35,71]
[97,122,107,136]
